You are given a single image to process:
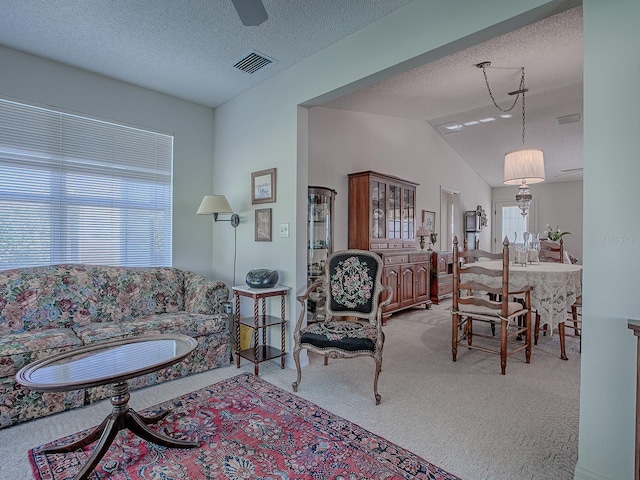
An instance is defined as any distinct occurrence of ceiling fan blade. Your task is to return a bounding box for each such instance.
[231,0,268,26]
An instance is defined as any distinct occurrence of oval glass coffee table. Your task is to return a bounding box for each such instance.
[16,334,199,480]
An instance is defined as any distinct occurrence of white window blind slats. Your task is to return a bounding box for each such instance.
[0,98,173,270]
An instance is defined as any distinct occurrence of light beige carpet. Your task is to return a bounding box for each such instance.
[0,299,579,479]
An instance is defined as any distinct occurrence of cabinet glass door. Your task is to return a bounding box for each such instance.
[403,187,415,241]
[371,180,386,239]
[387,184,402,240]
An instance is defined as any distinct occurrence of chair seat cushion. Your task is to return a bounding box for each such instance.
[299,320,378,352]
[458,301,524,318]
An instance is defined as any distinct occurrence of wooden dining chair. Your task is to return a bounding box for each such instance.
[292,249,392,404]
[539,238,564,263]
[451,236,533,375]
[559,295,582,358]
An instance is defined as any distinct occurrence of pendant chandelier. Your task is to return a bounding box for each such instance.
[477,61,545,217]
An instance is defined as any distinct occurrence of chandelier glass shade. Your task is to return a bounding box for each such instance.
[504,148,545,185]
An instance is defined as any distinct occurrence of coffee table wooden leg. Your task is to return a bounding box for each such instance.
[44,381,197,480]
[126,409,198,448]
[72,415,121,480]
[42,415,111,454]
[137,409,170,424]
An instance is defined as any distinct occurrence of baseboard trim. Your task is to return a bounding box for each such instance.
[573,465,617,480]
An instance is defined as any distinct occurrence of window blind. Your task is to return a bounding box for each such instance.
[0,98,173,269]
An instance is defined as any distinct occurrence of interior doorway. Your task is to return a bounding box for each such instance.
[440,186,460,252]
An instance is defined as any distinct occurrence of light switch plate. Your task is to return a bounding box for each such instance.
[279,223,290,237]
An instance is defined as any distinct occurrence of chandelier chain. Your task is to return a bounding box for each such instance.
[521,71,526,146]
[479,64,527,145]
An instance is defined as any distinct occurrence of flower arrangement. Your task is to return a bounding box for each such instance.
[545,224,571,241]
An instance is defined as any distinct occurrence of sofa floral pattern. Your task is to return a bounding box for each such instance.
[0,264,231,429]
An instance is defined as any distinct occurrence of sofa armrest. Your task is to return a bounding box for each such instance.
[183,271,229,315]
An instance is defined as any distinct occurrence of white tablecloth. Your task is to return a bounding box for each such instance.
[461,260,582,334]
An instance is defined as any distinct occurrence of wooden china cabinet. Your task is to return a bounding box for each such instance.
[348,171,431,318]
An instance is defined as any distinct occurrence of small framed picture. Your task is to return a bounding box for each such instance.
[251,168,277,204]
[422,210,436,233]
[255,208,272,242]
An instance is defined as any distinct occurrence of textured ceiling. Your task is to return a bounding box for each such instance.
[0,0,413,108]
[323,6,584,187]
[0,1,583,187]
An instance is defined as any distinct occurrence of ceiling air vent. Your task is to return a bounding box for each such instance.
[556,113,582,125]
[233,50,275,74]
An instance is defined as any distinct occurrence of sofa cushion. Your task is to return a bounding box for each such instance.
[81,266,186,325]
[0,265,189,333]
[73,312,229,345]
[0,328,82,376]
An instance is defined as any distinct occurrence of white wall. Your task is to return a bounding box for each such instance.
[493,180,583,263]
[0,46,217,278]
[576,1,640,479]
[308,107,492,251]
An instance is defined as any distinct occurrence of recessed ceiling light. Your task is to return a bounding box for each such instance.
[463,120,480,126]
[500,114,512,119]
[435,122,463,134]
[479,117,495,123]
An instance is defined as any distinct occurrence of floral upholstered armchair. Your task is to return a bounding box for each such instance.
[292,250,392,404]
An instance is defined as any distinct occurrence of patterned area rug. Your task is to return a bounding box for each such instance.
[29,373,460,479]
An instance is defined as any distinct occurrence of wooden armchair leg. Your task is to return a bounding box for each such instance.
[534,313,540,345]
[373,361,382,405]
[324,356,328,366]
[292,348,302,392]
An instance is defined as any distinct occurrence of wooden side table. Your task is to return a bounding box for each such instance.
[233,285,289,375]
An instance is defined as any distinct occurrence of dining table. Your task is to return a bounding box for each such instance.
[461,259,582,356]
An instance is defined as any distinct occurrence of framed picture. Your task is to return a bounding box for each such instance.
[422,210,436,233]
[251,168,277,204]
[255,208,272,242]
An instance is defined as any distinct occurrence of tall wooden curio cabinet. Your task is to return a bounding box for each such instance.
[348,171,430,318]
[307,186,336,323]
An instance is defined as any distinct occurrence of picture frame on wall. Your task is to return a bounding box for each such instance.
[422,210,436,233]
[251,168,277,204]
[255,208,272,242]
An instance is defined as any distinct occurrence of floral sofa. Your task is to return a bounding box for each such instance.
[0,264,231,429]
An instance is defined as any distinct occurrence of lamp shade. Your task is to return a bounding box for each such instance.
[196,195,234,214]
[503,148,545,185]
[416,226,430,236]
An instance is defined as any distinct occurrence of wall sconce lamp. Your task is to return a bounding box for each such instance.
[196,195,240,227]
[416,225,429,250]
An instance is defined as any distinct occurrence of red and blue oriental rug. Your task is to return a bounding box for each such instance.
[29,373,460,479]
